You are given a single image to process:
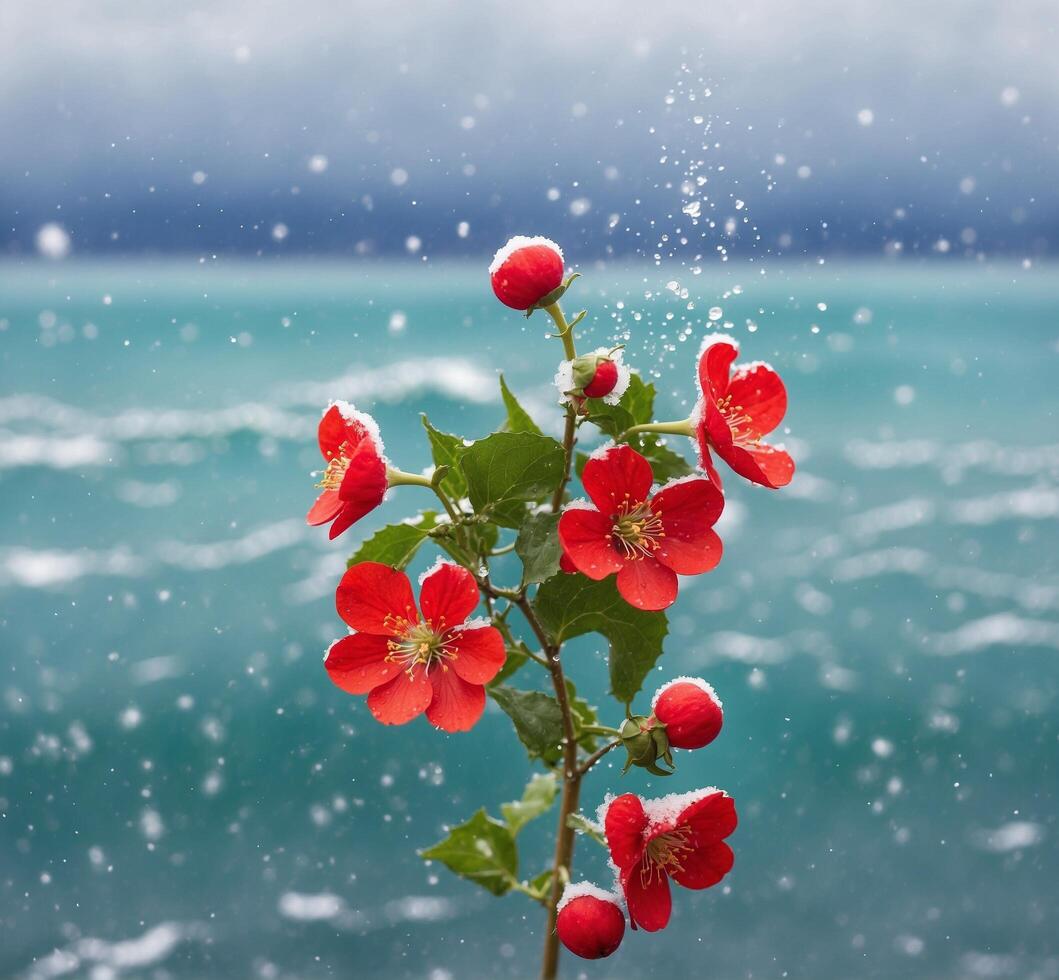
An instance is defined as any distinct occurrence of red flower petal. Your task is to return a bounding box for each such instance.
[727,362,787,439]
[581,445,653,515]
[616,558,678,611]
[677,791,739,843]
[419,561,479,631]
[559,551,578,574]
[652,477,724,575]
[366,668,432,725]
[306,488,343,526]
[670,840,734,891]
[693,419,724,489]
[697,337,739,401]
[448,625,506,685]
[603,793,648,873]
[558,508,624,580]
[715,441,795,489]
[425,667,486,732]
[338,438,388,505]
[328,499,378,541]
[336,562,418,635]
[317,404,363,460]
[622,864,672,932]
[324,633,399,694]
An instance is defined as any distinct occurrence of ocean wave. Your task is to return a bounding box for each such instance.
[0,355,498,469]
[19,922,207,980]
[926,613,1059,655]
[845,438,1059,479]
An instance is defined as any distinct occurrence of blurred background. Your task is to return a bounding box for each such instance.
[1,2,1057,978]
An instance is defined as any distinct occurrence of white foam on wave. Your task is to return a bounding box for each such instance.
[926,613,1059,656]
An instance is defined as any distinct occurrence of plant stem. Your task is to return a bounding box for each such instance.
[618,418,694,443]
[543,301,579,514]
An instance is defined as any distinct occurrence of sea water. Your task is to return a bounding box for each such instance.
[1,259,1056,978]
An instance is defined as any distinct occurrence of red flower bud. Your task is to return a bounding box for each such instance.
[489,236,564,311]
[652,677,724,749]
[556,885,625,960]
[583,358,619,398]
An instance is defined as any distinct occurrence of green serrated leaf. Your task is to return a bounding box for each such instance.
[460,432,564,527]
[501,772,558,836]
[566,812,606,848]
[346,513,439,569]
[490,640,531,686]
[533,573,669,704]
[489,685,565,765]
[583,373,654,438]
[419,809,518,896]
[499,375,544,436]
[637,436,694,482]
[514,512,562,585]
[566,679,599,752]
[422,415,469,499]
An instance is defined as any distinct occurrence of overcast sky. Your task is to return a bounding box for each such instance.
[2,0,1056,256]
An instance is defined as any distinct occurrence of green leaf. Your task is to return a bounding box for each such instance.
[514,512,562,585]
[346,513,439,569]
[490,639,531,686]
[499,375,543,436]
[637,436,694,482]
[566,679,599,752]
[489,685,565,765]
[583,373,654,437]
[525,869,555,902]
[460,432,564,527]
[501,772,558,836]
[419,809,518,896]
[566,813,606,848]
[533,573,669,704]
[574,451,590,479]
[421,415,469,499]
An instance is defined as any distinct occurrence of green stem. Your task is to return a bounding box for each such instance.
[544,302,578,361]
[580,724,621,738]
[618,418,694,443]
[385,466,434,488]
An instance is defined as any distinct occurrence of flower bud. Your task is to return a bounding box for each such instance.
[582,357,619,398]
[651,677,724,750]
[619,715,674,776]
[489,236,564,311]
[556,884,626,960]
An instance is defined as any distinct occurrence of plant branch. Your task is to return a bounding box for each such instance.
[578,738,620,777]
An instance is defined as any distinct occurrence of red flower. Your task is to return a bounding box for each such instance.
[603,789,737,932]
[324,560,506,732]
[556,884,626,960]
[694,335,794,489]
[582,359,619,399]
[306,402,389,540]
[652,677,724,750]
[558,445,724,611]
[489,236,564,311]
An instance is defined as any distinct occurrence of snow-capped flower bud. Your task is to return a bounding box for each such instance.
[556,883,626,960]
[489,236,565,311]
[651,677,724,750]
[554,347,631,410]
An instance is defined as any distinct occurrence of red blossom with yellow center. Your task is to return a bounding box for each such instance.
[557,444,724,611]
[306,402,389,540]
[693,335,795,489]
[324,560,506,732]
[603,789,737,932]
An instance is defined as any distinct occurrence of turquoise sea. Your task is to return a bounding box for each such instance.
[1,259,1056,979]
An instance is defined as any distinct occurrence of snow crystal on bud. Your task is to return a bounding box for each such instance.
[651,676,723,712]
[642,787,725,829]
[328,400,385,454]
[557,881,622,913]
[488,235,563,276]
[605,351,632,406]
[553,359,575,400]
[418,556,462,586]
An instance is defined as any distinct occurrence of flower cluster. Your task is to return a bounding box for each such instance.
[300,236,795,976]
